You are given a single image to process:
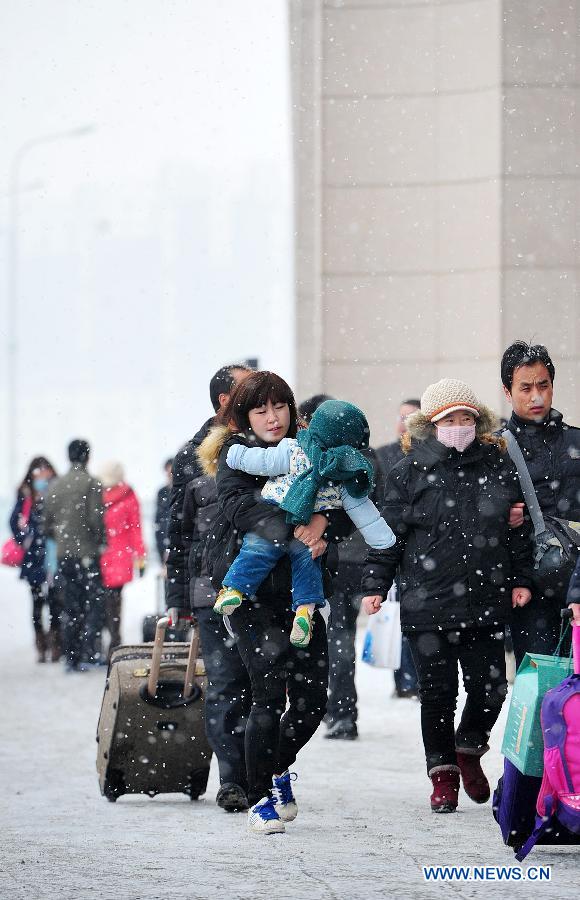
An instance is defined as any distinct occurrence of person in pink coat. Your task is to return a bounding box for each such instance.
[99,462,146,656]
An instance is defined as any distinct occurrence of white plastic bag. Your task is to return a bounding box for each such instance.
[361,587,402,669]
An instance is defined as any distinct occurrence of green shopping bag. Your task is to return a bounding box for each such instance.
[501,652,573,776]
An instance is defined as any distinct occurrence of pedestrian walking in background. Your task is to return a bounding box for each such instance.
[154,457,173,566]
[501,341,580,665]
[362,379,533,814]
[166,363,253,814]
[43,439,105,672]
[197,371,353,834]
[375,398,421,475]
[375,398,420,699]
[98,461,146,658]
[297,395,389,740]
[9,456,61,663]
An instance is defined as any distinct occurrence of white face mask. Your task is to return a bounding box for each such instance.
[436,424,476,452]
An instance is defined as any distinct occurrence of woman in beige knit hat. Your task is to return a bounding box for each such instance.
[361,378,534,814]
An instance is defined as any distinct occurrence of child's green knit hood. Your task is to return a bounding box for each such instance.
[280,400,374,525]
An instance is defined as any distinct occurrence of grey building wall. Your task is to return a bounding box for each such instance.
[289,0,579,446]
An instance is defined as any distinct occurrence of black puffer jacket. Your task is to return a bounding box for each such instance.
[361,415,533,633]
[166,418,214,609]
[504,409,580,520]
[198,427,353,600]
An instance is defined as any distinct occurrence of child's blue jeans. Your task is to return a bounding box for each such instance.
[223,531,325,611]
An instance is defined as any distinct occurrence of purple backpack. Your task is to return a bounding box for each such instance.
[516,624,580,861]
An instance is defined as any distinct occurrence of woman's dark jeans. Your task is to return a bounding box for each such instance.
[407,625,507,774]
[31,583,60,633]
[196,606,251,794]
[231,595,328,806]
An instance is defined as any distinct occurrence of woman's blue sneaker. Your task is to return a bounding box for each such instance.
[271,771,298,822]
[247,796,285,835]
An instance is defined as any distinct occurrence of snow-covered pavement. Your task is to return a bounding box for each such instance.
[1,568,579,900]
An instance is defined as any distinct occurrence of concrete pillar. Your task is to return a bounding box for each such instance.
[290,0,579,444]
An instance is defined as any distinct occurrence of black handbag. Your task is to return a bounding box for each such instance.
[504,431,580,597]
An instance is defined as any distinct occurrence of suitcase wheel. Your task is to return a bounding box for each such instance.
[103,769,125,802]
[188,767,211,800]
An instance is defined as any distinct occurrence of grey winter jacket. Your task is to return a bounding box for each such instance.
[43,464,105,561]
[181,474,218,610]
[166,418,214,609]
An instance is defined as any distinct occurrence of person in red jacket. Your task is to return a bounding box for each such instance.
[99,462,146,656]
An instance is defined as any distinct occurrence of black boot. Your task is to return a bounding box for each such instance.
[48,627,62,663]
[35,630,47,664]
[324,720,358,740]
[216,783,249,812]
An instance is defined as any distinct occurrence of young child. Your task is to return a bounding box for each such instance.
[214,399,395,646]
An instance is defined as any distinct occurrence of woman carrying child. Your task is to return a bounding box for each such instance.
[361,379,534,814]
[198,372,368,834]
[214,397,394,645]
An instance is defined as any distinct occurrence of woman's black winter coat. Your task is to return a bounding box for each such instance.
[212,435,352,599]
[361,436,533,632]
[10,495,47,587]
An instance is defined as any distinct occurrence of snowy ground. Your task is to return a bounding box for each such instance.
[1,568,579,900]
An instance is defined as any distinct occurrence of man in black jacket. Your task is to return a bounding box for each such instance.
[166,365,251,611]
[154,458,173,564]
[501,341,580,664]
[375,398,421,700]
[375,398,420,476]
[166,363,252,812]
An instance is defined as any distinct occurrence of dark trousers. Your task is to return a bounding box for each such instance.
[55,558,101,668]
[196,606,251,793]
[407,626,507,774]
[327,563,360,725]
[231,595,328,806]
[101,587,122,655]
[510,593,563,668]
[30,584,60,633]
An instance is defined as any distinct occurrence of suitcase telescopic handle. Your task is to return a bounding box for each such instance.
[561,608,580,675]
[147,616,201,699]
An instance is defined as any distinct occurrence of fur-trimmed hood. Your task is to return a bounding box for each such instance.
[196,424,233,478]
[402,405,505,453]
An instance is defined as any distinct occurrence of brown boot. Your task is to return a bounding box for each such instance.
[429,766,460,813]
[35,631,47,664]
[48,627,62,663]
[456,751,490,803]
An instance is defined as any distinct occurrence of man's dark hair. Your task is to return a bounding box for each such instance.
[298,394,334,423]
[401,398,420,409]
[68,439,90,464]
[501,341,555,391]
[209,363,252,412]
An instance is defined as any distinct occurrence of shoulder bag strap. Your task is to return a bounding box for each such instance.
[502,430,548,542]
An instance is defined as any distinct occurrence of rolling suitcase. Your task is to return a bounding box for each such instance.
[96,617,212,802]
[142,574,188,642]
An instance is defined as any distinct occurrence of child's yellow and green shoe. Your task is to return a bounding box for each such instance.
[290,605,313,647]
[214,587,244,616]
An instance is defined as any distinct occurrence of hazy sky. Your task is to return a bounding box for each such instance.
[0,0,293,515]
